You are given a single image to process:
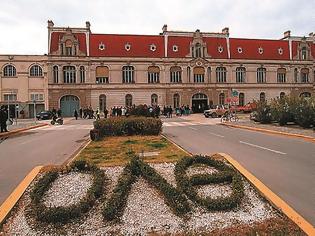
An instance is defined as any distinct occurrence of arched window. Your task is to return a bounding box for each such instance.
[239,93,245,106]
[294,68,298,83]
[301,47,307,60]
[151,94,158,106]
[207,67,211,83]
[99,94,106,112]
[65,40,73,56]
[63,66,76,83]
[216,67,227,83]
[122,66,134,83]
[53,66,59,83]
[96,66,109,84]
[257,67,266,83]
[236,67,245,83]
[301,68,309,83]
[170,66,182,83]
[187,66,191,82]
[173,93,180,108]
[260,92,266,102]
[280,92,285,100]
[148,66,160,83]
[3,65,16,77]
[300,92,311,98]
[125,94,133,107]
[30,65,43,77]
[193,67,205,83]
[277,68,286,83]
[79,66,85,83]
[195,43,202,58]
[219,93,225,105]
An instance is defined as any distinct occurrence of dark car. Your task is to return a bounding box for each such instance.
[36,110,53,120]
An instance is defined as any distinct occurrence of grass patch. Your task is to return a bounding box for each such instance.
[77,135,188,167]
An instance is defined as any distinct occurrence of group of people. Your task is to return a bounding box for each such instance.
[0,107,9,132]
[163,105,191,118]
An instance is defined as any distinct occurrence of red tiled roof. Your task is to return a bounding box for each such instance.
[89,34,164,57]
[291,41,298,58]
[230,38,290,60]
[50,32,87,54]
[167,36,192,57]
[204,37,228,59]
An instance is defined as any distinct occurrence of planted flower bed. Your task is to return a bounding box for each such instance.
[1,156,305,235]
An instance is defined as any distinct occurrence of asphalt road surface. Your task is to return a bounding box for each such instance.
[0,119,93,205]
[163,117,315,226]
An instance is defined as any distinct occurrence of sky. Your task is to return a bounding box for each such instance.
[0,0,314,55]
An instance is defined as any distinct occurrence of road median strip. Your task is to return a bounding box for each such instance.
[218,152,315,236]
[0,166,43,226]
[220,123,315,143]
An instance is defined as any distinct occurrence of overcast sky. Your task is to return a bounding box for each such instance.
[0,0,314,55]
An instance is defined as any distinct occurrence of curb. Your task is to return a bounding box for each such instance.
[218,152,315,236]
[0,123,48,138]
[220,123,315,143]
[63,139,91,166]
[0,166,43,226]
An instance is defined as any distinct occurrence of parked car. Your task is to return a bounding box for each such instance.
[204,105,228,118]
[36,110,53,120]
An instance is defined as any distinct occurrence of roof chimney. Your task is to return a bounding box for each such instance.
[86,21,91,30]
[222,27,229,36]
[47,20,54,28]
[283,30,291,38]
[162,24,168,33]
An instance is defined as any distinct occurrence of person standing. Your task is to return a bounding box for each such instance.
[74,109,78,120]
[79,108,83,118]
[104,108,108,118]
[96,109,100,120]
[0,107,8,132]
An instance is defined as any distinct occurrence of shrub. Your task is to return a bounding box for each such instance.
[294,97,315,128]
[174,155,244,211]
[102,157,191,221]
[94,116,162,137]
[255,101,272,124]
[29,160,106,224]
[270,96,297,126]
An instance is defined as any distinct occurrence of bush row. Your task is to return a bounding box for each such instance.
[29,160,106,224]
[92,116,162,139]
[255,95,315,128]
[102,157,191,221]
[174,155,244,211]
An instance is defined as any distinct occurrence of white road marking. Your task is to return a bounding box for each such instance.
[208,132,224,138]
[239,141,286,155]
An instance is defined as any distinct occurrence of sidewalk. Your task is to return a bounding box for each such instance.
[5,119,49,132]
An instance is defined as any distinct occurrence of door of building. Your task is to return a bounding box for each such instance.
[60,95,80,117]
[192,93,208,113]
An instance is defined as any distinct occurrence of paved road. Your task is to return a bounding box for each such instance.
[163,117,315,226]
[0,119,93,204]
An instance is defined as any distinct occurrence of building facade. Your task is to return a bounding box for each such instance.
[1,21,314,117]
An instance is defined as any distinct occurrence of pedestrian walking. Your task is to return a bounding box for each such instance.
[0,107,9,132]
[74,109,78,120]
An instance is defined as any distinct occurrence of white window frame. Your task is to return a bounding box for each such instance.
[30,93,44,101]
[30,65,43,77]
[257,68,266,83]
[4,93,17,101]
[216,67,227,83]
[236,67,245,83]
[3,65,16,77]
[170,69,182,83]
[63,66,76,84]
[122,66,134,83]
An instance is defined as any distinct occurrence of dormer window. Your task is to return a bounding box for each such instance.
[99,42,105,51]
[195,43,202,57]
[125,43,131,51]
[258,47,264,54]
[301,47,307,60]
[173,45,178,52]
[150,44,156,52]
[278,48,283,55]
[218,46,224,53]
[65,40,73,56]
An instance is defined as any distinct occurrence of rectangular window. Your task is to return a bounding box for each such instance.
[30,94,44,101]
[193,74,204,83]
[148,72,160,83]
[4,94,17,101]
[277,73,286,83]
[170,71,181,83]
[257,69,266,83]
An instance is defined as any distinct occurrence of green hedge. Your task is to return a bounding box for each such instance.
[102,157,191,221]
[174,155,244,211]
[93,116,162,137]
[29,160,106,224]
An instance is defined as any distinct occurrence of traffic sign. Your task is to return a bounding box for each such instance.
[232,90,239,97]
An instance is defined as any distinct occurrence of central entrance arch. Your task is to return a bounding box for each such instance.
[192,93,208,113]
[60,95,80,117]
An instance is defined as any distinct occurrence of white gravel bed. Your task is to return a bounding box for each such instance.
[186,165,218,177]
[196,183,233,199]
[43,172,93,208]
[3,163,280,236]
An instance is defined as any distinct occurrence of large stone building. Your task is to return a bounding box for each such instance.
[1,21,314,117]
